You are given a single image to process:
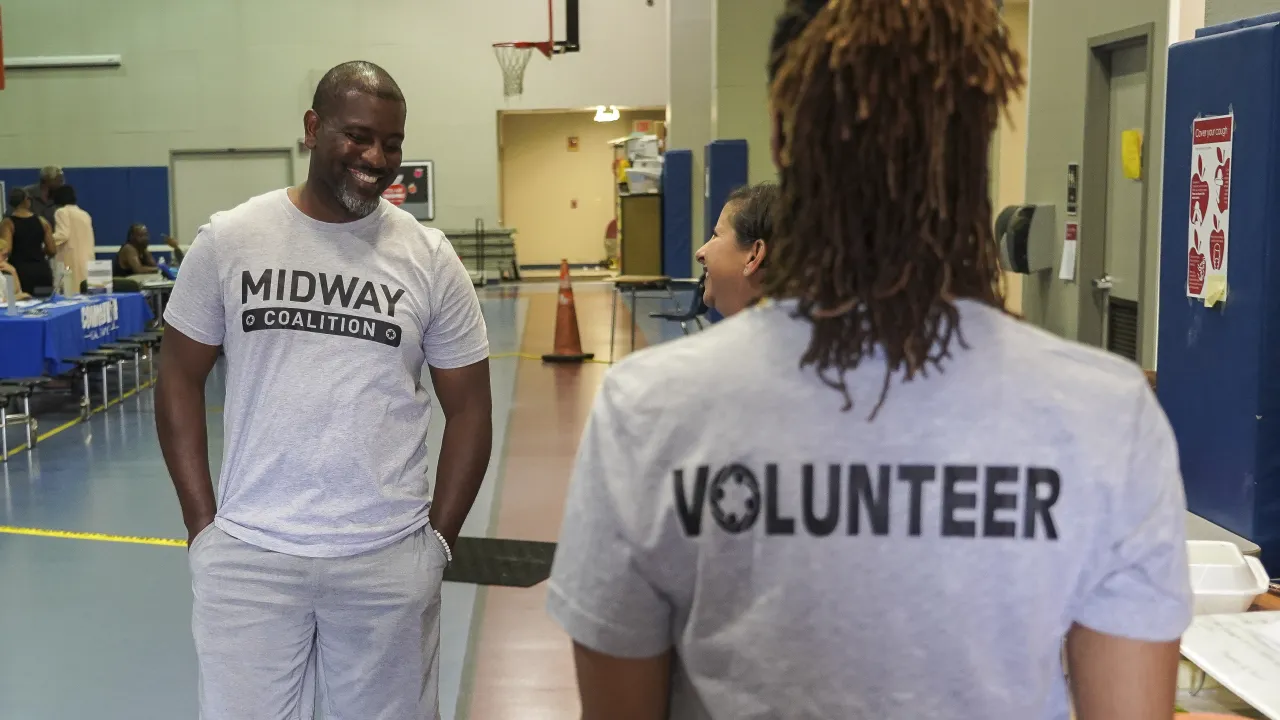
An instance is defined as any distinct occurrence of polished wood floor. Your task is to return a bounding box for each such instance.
[463,282,649,719]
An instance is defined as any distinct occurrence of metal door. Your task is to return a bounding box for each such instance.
[1095,45,1148,361]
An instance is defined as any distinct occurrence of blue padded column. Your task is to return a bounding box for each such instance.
[662,149,694,280]
[704,139,749,243]
[1158,15,1280,568]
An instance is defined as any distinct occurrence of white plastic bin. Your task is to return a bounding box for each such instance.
[1187,540,1270,615]
[625,168,661,194]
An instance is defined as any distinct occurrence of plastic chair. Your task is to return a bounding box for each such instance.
[101,340,147,389]
[62,355,112,418]
[648,273,709,336]
[86,348,134,405]
[0,377,50,450]
[0,386,28,460]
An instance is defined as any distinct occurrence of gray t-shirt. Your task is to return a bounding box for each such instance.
[163,189,488,558]
[547,298,1192,719]
[22,184,56,229]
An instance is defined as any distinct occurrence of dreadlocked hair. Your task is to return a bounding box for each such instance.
[765,0,1024,418]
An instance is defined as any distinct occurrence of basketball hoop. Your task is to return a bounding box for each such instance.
[493,41,553,99]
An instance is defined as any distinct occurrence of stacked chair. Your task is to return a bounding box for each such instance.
[2,328,164,461]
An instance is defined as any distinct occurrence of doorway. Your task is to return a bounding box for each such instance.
[170,149,294,246]
[1078,26,1155,364]
[498,108,664,271]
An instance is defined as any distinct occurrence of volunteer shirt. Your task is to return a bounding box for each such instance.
[548,298,1192,719]
[163,189,488,557]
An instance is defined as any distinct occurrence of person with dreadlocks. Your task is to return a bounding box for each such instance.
[546,0,1192,718]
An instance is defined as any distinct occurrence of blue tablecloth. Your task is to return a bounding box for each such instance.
[0,293,154,379]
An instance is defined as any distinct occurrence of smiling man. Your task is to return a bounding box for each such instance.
[155,61,493,719]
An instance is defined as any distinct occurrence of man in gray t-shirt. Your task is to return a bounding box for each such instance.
[156,61,492,719]
[23,166,62,230]
[546,1,1193,718]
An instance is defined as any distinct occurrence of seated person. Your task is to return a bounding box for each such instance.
[114,223,185,279]
[1,238,32,300]
[694,182,778,317]
[114,224,161,276]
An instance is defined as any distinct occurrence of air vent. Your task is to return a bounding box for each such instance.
[1107,298,1140,361]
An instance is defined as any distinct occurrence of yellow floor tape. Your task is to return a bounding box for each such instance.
[2,354,608,547]
[2,379,156,460]
[0,525,185,548]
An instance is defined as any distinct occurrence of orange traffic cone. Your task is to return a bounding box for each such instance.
[542,259,595,363]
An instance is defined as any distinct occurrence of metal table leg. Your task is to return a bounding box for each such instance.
[1,404,8,461]
[22,394,34,449]
[630,288,638,352]
[81,368,91,419]
[100,365,110,410]
[609,288,619,364]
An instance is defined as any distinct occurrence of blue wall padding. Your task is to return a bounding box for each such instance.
[1197,11,1280,38]
[1158,18,1280,569]
[662,149,693,280]
[0,166,170,257]
[704,139,749,244]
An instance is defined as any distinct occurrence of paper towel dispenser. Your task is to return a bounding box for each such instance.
[995,203,1056,274]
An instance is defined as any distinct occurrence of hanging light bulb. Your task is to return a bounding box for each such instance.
[593,105,620,122]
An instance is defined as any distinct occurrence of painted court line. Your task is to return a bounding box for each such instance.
[2,355,592,549]
[0,525,186,548]
[2,380,156,460]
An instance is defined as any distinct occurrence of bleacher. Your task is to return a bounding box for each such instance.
[444,221,519,286]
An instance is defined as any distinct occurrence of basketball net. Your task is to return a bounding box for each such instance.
[493,44,535,99]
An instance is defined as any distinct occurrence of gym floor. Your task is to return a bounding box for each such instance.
[0,281,691,719]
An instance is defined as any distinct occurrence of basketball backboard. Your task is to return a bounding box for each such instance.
[551,0,581,55]
[493,0,579,98]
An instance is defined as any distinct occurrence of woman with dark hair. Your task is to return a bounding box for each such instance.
[546,1,1191,718]
[695,182,778,317]
[0,187,55,296]
[51,184,94,292]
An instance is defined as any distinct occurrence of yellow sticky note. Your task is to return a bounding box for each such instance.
[1122,129,1143,180]
[1203,274,1228,307]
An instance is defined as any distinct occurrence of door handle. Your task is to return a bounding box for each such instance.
[1093,274,1115,291]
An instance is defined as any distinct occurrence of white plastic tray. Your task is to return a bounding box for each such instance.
[1188,540,1270,615]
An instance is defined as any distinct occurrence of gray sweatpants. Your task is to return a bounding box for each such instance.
[188,523,447,720]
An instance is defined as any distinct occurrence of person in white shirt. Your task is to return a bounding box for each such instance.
[546,1,1194,718]
[51,184,94,293]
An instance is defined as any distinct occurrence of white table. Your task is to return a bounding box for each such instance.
[1187,512,1261,557]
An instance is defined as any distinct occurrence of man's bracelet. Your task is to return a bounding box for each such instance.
[433,528,453,565]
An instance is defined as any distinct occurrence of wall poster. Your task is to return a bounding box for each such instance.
[381,160,435,222]
[1188,113,1232,305]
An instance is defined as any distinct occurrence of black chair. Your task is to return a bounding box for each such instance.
[63,355,112,418]
[648,273,709,336]
[86,348,134,405]
[0,377,50,451]
[0,386,29,460]
[128,331,164,380]
[101,341,147,390]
